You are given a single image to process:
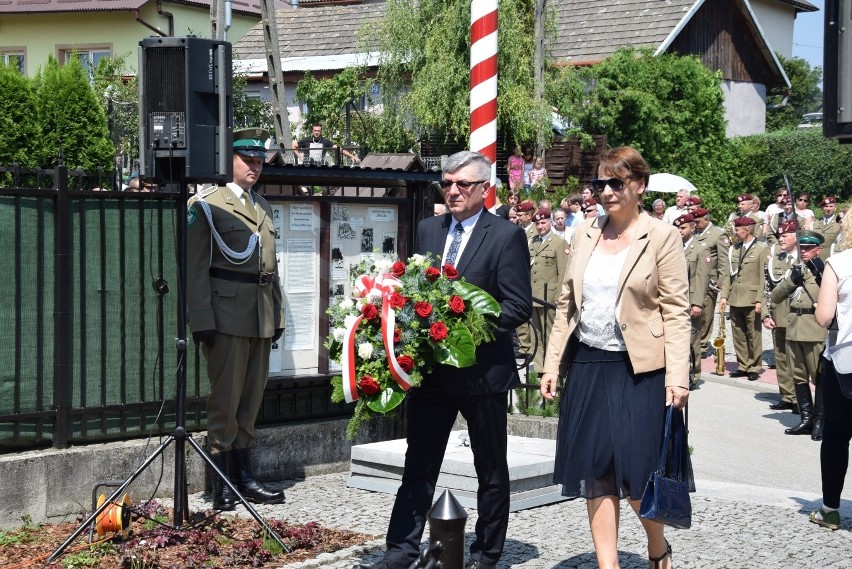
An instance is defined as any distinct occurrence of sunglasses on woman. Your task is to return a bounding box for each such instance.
[590,177,629,192]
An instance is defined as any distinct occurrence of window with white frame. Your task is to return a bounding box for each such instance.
[58,46,112,79]
[1,50,25,74]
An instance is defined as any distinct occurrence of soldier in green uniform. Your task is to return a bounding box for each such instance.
[725,194,765,242]
[814,196,842,262]
[693,207,731,354]
[187,128,286,510]
[720,216,768,381]
[675,214,712,388]
[771,230,826,436]
[513,200,538,360]
[763,221,799,412]
[516,200,537,239]
[765,197,807,248]
[526,208,567,371]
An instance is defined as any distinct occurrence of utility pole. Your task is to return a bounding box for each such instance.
[210,0,226,40]
[534,0,546,160]
[260,0,293,151]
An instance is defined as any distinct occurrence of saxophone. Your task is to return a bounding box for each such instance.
[712,301,726,375]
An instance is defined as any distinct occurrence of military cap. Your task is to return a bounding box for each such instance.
[735,194,754,204]
[532,208,551,222]
[673,213,695,227]
[692,207,709,218]
[820,196,838,206]
[684,196,702,207]
[733,216,756,227]
[779,196,791,205]
[582,198,598,209]
[516,200,536,213]
[778,221,797,234]
[233,127,270,158]
[798,230,825,246]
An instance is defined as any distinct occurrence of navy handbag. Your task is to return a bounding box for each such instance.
[639,404,694,529]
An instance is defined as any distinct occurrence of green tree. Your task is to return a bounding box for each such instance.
[34,56,114,173]
[232,73,275,134]
[765,55,822,132]
[0,61,40,171]
[93,53,138,176]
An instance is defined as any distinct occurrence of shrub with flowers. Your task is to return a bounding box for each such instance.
[326,254,500,438]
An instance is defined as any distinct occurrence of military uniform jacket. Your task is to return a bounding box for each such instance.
[684,238,712,307]
[815,214,842,261]
[765,213,806,247]
[529,232,567,302]
[770,262,823,342]
[524,223,537,240]
[764,245,794,327]
[186,184,285,338]
[695,223,730,285]
[720,238,768,307]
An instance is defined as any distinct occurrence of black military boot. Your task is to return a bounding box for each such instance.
[231,448,285,504]
[811,383,824,441]
[210,451,236,511]
[785,383,814,435]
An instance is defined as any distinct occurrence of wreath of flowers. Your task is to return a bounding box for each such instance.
[326,254,500,438]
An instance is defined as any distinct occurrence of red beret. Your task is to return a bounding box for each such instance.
[582,198,598,209]
[692,207,709,218]
[736,194,754,204]
[532,208,551,222]
[516,200,536,213]
[820,196,838,206]
[779,197,791,205]
[673,214,695,227]
[684,196,702,207]
[778,221,797,234]
[733,216,756,227]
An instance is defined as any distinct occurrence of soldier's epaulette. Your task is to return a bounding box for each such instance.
[190,185,220,204]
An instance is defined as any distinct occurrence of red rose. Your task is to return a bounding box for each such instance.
[414,301,433,318]
[425,266,440,282]
[361,303,379,320]
[397,354,414,373]
[359,375,380,396]
[429,322,449,342]
[391,261,406,277]
[442,264,458,279]
[448,295,465,314]
[389,292,407,309]
[394,328,402,343]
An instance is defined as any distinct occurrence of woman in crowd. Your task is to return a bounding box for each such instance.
[506,145,525,192]
[651,198,666,220]
[540,146,691,569]
[795,192,815,230]
[812,212,852,531]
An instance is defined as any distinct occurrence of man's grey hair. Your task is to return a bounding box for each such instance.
[443,151,491,181]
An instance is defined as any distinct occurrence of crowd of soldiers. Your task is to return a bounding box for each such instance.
[502,187,845,442]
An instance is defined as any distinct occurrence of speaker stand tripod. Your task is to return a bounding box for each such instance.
[49,179,288,563]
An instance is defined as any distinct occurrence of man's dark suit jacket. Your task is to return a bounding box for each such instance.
[416,210,532,394]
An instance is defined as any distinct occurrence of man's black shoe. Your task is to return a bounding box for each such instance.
[747,372,759,381]
[354,560,407,569]
[465,561,496,569]
[729,370,747,378]
[769,400,796,411]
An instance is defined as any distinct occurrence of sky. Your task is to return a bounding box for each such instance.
[791,0,825,71]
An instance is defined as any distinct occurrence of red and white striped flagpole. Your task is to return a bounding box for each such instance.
[470,0,498,209]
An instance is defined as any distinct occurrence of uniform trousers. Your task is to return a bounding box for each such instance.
[786,340,822,387]
[772,327,795,403]
[203,333,272,453]
[820,360,852,509]
[729,306,763,373]
[529,305,555,371]
[690,313,705,379]
[700,289,719,349]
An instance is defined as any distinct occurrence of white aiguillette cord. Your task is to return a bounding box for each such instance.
[197,199,259,265]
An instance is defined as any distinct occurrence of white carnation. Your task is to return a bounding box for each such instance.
[358,342,374,359]
[410,254,426,265]
[344,315,360,330]
[375,258,393,274]
[333,328,346,342]
[339,298,354,310]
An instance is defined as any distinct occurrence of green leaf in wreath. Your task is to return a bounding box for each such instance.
[366,387,406,413]
[453,280,500,318]
[431,321,476,368]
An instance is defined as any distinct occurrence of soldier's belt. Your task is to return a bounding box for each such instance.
[210,267,275,287]
[792,307,815,315]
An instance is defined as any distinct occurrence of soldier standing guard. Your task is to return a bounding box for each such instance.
[675,214,712,389]
[720,217,768,381]
[814,196,842,262]
[771,230,826,437]
[693,207,730,354]
[763,221,799,413]
[187,128,286,510]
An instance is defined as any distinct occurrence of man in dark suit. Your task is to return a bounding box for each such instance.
[359,151,532,569]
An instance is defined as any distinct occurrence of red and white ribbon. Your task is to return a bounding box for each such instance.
[470,0,498,209]
[341,314,365,404]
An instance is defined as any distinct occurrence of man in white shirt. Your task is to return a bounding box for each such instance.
[662,189,690,224]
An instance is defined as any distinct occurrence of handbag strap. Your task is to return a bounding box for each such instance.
[656,405,674,474]
[671,406,685,481]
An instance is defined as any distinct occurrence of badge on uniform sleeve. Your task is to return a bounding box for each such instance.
[187,206,197,228]
[722,236,730,246]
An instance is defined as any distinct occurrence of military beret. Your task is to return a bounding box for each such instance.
[684,196,702,207]
[820,196,838,206]
[691,207,709,218]
[798,230,825,246]
[516,200,536,213]
[778,221,797,234]
[532,208,551,222]
[779,196,791,205]
[673,214,694,227]
[582,198,598,209]
[733,216,756,227]
[735,194,754,204]
[233,127,270,158]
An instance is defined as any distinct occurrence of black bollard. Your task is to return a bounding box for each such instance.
[427,489,468,569]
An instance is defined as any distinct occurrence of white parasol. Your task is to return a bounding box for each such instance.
[647,173,697,194]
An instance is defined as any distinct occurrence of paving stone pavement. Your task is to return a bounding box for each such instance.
[188,469,852,568]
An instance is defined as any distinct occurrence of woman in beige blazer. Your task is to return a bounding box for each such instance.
[540,147,691,569]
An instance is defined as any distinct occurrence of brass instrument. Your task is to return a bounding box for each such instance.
[712,302,726,375]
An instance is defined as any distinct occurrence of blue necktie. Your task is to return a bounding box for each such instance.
[445,223,464,266]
